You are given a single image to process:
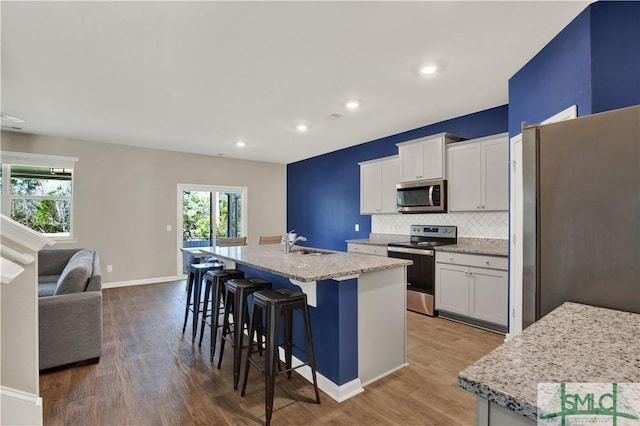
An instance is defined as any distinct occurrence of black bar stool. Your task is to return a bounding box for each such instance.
[198,269,245,362]
[219,277,272,390]
[182,261,224,342]
[240,288,320,426]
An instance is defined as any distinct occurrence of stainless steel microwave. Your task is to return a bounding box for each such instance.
[396,179,447,213]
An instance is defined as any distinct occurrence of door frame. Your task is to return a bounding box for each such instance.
[176,183,248,278]
[508,105,577,337]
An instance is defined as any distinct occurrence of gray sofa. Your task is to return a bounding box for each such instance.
[38,248,102,370]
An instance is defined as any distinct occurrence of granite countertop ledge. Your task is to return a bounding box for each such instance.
[345,233,409,247]
[458,302,640,421]
[203,244,411,282]
[436,237,508,257]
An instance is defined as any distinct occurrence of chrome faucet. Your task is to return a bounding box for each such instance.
[284,230,307,253]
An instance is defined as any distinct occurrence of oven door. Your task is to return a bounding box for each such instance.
[388,246,436,316]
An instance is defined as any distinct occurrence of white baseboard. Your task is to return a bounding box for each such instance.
[102,275,179,289]
[360,362,408,387]
[1,386,43,426]
[275,347,364,403]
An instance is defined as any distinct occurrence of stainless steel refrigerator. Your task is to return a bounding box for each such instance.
[522,105,640,328]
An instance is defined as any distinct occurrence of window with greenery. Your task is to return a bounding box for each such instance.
[0,152,77,237]
[182,190,244,243]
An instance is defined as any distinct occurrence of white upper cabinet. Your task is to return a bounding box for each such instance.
[396,133,464,182]
[359,155,399,214]
[447,133,508,212]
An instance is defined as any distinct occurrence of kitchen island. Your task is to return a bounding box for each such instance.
[458,302,640,425]
[203,244,411,402]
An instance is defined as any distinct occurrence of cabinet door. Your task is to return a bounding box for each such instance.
[420,137,444,180]
[483,137,508,211]
[448,143,482,211]
[380,158,399,213]
[399,143,423,182]
[469,267,508,326]
[360,163,381,214]
[435,263,469,316]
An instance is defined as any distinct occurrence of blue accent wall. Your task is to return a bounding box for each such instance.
[590,1,640,113]
[508,6,592,137]
[235,264,359,385]
[287,105,508,251]
[509,1,640,137]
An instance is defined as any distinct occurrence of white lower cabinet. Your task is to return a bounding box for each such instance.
[435,252,507,332]
[347,243,387,257]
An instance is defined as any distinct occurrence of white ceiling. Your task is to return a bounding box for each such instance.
[1,1,590,164]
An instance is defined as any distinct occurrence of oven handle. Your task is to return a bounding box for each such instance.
[387,246,434,256]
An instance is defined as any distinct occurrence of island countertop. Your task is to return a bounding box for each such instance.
[202,244,411,282]
[458,302,640,421]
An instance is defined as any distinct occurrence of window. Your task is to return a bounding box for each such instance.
[0,151,78,239]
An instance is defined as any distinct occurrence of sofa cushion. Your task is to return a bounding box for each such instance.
[54,250,94,295]
[38,283,57,297]
[39,274,60,285]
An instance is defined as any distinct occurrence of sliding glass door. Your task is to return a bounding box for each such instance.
[177,184,247,276]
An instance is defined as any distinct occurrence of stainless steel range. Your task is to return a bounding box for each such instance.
[388,225,457,316]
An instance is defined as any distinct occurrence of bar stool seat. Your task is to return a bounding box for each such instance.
[182,261,224,342]
[199,268,245,362]
[219,277,272,390]
[241,288,320,426]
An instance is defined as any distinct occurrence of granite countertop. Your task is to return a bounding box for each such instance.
[458,302,640,421]
[345,233,409,247]
[435,237,508,257]
[202,244,411,282]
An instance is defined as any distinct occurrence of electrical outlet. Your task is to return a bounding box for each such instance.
[107,265,113,273]
[166,225,172,231]
[355,223,359,232]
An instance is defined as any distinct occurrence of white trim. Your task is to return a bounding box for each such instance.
[332,274,360,281]
[360,362,409,387]
[509,133,523,337]
[102,275,179,289]
[0,215,55,251]
[0,150,78,168]
[275,346,364,403]
[0,386,43,426]
[1,257,25,284]
[0,243,35,265]
[289,279,317,307]
[541,105,577,124]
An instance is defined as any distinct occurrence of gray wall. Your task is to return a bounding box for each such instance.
[1,131,286,283]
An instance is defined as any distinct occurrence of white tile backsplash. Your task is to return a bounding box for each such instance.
[372,211,508,239]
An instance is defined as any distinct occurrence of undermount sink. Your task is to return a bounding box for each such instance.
[291,248,334,256]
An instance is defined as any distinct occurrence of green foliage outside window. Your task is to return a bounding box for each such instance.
[8,168,72,234]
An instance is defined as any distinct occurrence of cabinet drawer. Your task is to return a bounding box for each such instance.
[435,252,507,270]
[347,243,388,257]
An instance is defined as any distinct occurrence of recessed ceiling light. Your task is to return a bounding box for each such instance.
[345,100,361,110]
[420,64,438,75]
[236,141,246,148]
[295,123,309,133]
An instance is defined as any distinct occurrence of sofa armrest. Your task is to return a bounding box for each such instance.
[39,291,102,370]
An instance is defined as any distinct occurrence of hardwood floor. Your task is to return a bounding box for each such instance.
[40,281,504,425]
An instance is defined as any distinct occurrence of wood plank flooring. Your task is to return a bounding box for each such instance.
[40,280,504,425]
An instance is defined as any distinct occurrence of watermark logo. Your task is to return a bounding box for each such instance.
[538,383,640,425]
